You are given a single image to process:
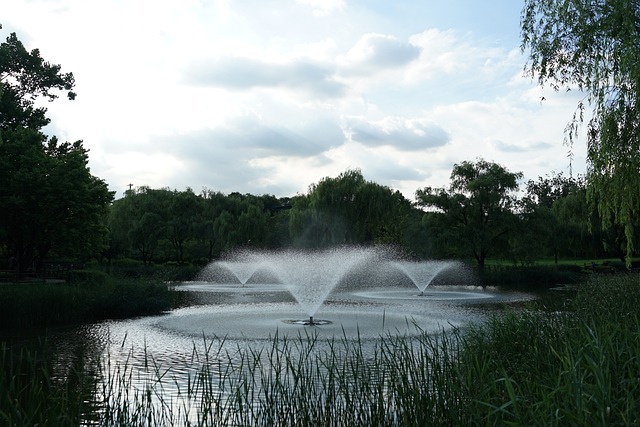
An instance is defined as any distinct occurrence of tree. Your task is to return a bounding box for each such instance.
[261,195,293,248]
[521,0,640,265]
[108,187,175,264]
[167,189,200,264]
[519,173,593,263]
[306,169,367,246]
[0,25,75,133]
[415,159,522,269]
[0,27,112,272]
[289,169,413,248]
[198,190,229,259]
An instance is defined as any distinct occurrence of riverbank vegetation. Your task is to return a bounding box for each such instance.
[0,267,191,331]
[2,5,640,424]
[2,273,638,425]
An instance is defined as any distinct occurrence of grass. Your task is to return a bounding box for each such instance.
[0,274,182,331]
[1,273,639,425]
[455,273,640,425]
[0,340,100,426]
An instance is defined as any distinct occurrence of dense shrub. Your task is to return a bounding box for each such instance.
[0,277,176,330]
[479,265,584,289]
[66,269,109,286]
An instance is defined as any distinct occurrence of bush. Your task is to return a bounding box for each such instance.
[0,276,177,330]
[479,265,584,289]
[66,269,109,286]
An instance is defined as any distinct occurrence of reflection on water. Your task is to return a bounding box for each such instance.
[3,283,540,424]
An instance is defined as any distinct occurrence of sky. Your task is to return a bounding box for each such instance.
[6,0,588,200]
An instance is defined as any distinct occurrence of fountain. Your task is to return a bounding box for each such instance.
[165,247,529,340]
[195,249,267,286]
[217,260,264,286]
[265,246,378,325]
[392,260,453,296]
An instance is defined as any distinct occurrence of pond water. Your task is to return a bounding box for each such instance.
[50,282,533,365]
[8,279,541,424]
[42,282,535,360]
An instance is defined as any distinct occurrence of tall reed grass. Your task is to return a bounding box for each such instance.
[455,273,640,425]
[96,328,468,426]
[0,340,100,426]
[2,273,639,426]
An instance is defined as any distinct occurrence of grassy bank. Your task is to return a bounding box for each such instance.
[0,272,184,331]
[477,263,586,289]
[456,273,640,425]
[1,273,639,425]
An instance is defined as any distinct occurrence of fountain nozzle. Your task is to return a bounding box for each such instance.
[303,316,320,326]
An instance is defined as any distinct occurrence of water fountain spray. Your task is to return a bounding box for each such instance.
[391,260,453,295]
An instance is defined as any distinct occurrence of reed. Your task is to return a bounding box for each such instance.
[95,328,469,426]
[0,341,99,426]
[454,273,640,425]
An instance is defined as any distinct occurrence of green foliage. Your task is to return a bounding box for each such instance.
[289,168,415,248]
[456,273,640,425]
[106,187,288,264]
[521,0,640,266]
[1,131,113,270]
[416,158,523,268]
[0,276,175,329]
[479,264,584,288]
[0,25,75,132]
[102,167,628,266]
[0,343,96,427]
[517,173,598,263]
[0,27,113,272]
[66,269,109,286]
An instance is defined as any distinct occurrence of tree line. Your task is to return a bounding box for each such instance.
[3,0,640,275]
[98,163,634,270]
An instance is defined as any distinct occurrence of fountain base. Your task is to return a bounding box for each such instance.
[283,317,332,326]
[154,303,459,339]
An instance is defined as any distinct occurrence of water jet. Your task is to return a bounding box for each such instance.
[264,246,379,324]
[392,260,454,295]
[283,316,332,326]
[166,248,529,340]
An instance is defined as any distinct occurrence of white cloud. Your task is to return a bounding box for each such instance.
[344,116,449,150]
[406,29,464,79]
[184,56,346,98]
[295,0,346,17]
[6,0,589,200]
[338,33,420,76]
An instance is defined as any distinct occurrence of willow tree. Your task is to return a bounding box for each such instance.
[289,169,412,248]
[521,0,640,265]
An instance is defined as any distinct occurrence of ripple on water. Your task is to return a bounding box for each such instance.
[152,302,458,340]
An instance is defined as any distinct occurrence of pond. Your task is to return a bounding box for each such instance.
[20,280,536,424]
[6,251,550,425]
